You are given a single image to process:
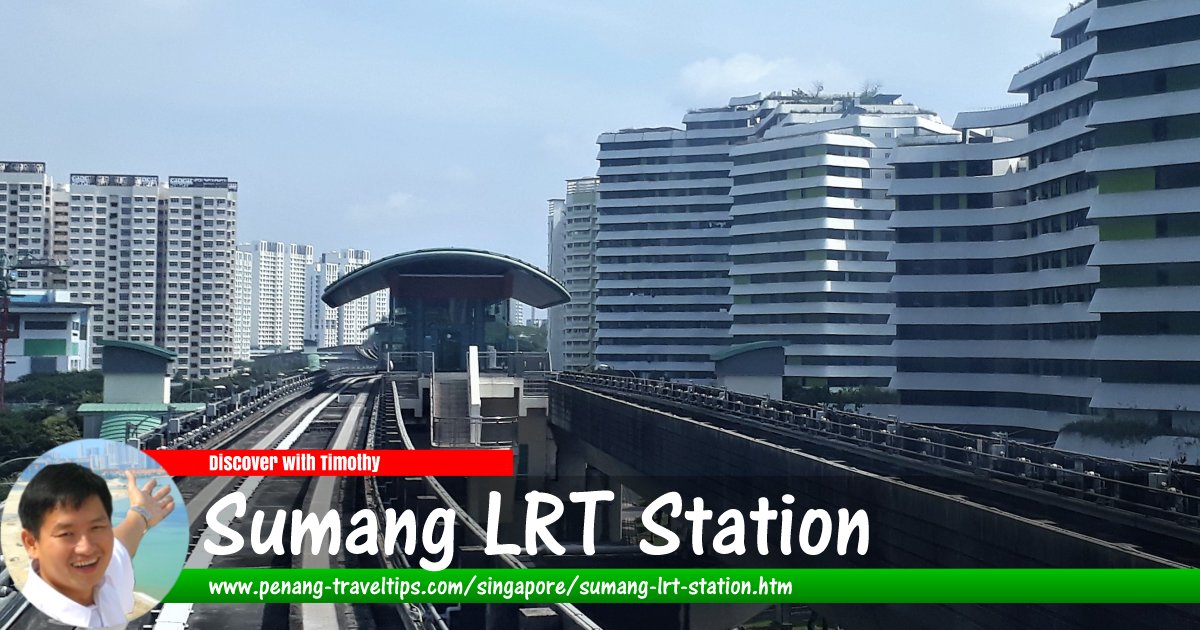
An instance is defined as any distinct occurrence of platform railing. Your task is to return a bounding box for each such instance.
[555,371,1200,528]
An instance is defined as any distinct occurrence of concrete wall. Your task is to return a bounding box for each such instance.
[716,375,782,399]
[550,382,1199,630]
[103,373,170,404]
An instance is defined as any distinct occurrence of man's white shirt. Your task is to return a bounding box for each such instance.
[23,538,134,628]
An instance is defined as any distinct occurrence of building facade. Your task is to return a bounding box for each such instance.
[305,249,387,348]
[0,162,59,290]
[156,177,238,378]
[1,166,237,378]
[547,177,600,371]
[233,248,253,360]
[888,4,1101,431]
[3,289,91,380]
[595,93,948,383]
[236,241,314,355]
[1084,0,1200,431]
[728,99,953,389]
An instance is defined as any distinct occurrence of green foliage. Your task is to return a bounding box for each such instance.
[783,382,898,411]
[6,370,103,405]
[0,415,59,461]
[43,413,81,444]
[1060,419,1199,443]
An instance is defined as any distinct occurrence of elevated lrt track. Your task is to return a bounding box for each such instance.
[0,372,375,630]
[161,375,377,630]
[557,373,1200,568]
[353,379,603,630]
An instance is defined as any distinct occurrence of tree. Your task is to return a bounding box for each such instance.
[43,413,81,444]
[859,80,883,98]
[810,80,825,98]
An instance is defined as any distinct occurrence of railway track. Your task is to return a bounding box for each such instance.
[0,372,375,630]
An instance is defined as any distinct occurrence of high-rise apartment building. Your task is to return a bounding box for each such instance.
[235,241,313,354]
[1084,0,1200,430]
[2,166,238,378]
[233,248,253,360]
[0,162,58,289]
[593,103,753,380]
[728,100,952,389]
[155,177,238,378]
[547,177,600,371]
[305,249,387,348]
[888,4,1101,431]
[67,174,165,358]
[595,93,947,382]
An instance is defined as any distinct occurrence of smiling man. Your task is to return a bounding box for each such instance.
[17,463,175,628]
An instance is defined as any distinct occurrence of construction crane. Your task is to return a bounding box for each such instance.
[0,255,70,411]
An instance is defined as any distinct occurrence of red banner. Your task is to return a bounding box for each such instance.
[147,449,513,477]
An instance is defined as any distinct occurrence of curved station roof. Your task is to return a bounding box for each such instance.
[321,248,570,309]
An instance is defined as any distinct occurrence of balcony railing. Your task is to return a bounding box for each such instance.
[430,415,517,447]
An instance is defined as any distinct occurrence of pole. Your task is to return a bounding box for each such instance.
[0,260,9,413]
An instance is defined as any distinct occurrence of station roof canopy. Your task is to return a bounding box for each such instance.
[96,338,177,361]
[321,248,570,309]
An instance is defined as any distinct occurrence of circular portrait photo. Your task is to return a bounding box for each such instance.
[1,439,187,628]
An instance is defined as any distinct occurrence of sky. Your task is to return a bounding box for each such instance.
[8,0,1072,269]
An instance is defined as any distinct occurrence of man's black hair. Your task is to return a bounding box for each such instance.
[18,462,113,538]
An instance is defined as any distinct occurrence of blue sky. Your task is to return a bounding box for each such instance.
[9,0,1070,268]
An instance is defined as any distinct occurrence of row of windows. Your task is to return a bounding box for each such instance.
[597,237,727,248]
[736,187,888,205]
[899,390,1091,415]
[598,271,728,280]
[1096,14,1200,55]
[733,313,890,325]
[1029,133,1094,169]
[597,320,729,329]
[1027,59,1090,103]
[733,334,893,346]
[594,354,712,362]
[896,284,1096,308]
[896,246,1092,275]
[600,137,730,151]
[600,187,729,199]
[686,119,752,130]
[735,292,894,304]
[1096,64,1200,100]
[896,209,1091,243]
[788,355,894,367]
[598,287,727,297]
[732,166,884,186]
[895,161,992,179]
[1100,361,1200,385]
[897,322,1098,341]
[732,144,872,166]
[734,207,891,225]
[731,228,891,245]
[732,270,892,283]
[1096,113,1200,147]
[1101,313,1200,336]
[599,154,726,167]
[601,220,728,231]
[596,304,727,313]
[600,171,727,184]
[1029,96,1095,133]
[600,337,721,346]
[599,203,730,216]
[1100,263,1200,288]
[898,357,1096,377]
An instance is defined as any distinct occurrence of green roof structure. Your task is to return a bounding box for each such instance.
[95,338,177,360]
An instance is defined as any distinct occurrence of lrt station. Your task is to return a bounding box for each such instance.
[318,249,1200,630]
[7,248,1195,630]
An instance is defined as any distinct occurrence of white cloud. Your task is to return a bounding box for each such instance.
[677,54,858,102]
[346,191,417,224]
